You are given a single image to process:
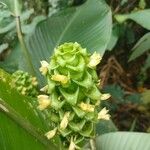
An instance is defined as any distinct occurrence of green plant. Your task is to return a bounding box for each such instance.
[37,42,111,149]
[12,70,38,97]
[0,0,150,150]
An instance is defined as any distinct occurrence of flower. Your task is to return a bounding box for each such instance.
[51,74,69,84]
[79,102,95,112]
[37,95,51,110]
[45,128,57,139]
[32,77,38,86]
[88,52,102,68]
[69,137,80,150]
[40,85,48,92]
[60,112,70,130]
[101,93,111,100]
[98,107,110,120]
[39,61,49,75]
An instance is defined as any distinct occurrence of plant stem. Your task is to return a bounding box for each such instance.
[15,16,35,75]
[0,98,57,149]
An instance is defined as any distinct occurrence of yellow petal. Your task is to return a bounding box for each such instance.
[37,95,51,110]
[51,74,69,84]
[101,93,111,100]
[60,112,70,130]
[45,128,57,139]
[69,137,80,150]
[39,60,49,75]
[32,77,38,86]
[40,85,48,92]
[79,102,95,112]
[88,52,102,68]
[98,107,110,120]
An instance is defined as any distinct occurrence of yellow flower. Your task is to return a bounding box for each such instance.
[98,107,110,120]
[40,85,48,92]
[88,52,102,68]
[32,77,38,86]
[45,128,57,139]
[51,74,69,84]
[39,60,49,75]
[60,112,70,130]
[69,137,80,150]
[37,95,51,110]
[79,102,95,112]
[101,93,111,100]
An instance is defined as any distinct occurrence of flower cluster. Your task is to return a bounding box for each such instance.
[12,70,38,97]
[38,42,110,149]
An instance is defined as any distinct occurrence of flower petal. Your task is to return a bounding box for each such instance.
[101,93,111,100]
[45,128,57,139]
[79,102,95,112]
[60,112,70,130]
[37,95,51,110]
[88,52,102,68]
[39,60,49,75]
[51,74,69,84]
[98,107,110,120]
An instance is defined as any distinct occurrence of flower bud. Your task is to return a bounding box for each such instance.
[39,61,49,75]
[37,95,51,110]
[101,93,111,100]
[88,52,102,68]
[69,137,80,150]
[51,74,69,84]
[60,112,70,130]
[79,102,95,112]
[45,128,57,139]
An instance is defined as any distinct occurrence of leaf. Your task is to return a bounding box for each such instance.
[0,42,21,73]
[96,120,118,135]
[0,43,8,54]
[0,69,57,149]
[115,9,150,30]
[22,15,46,35]
[107,24,120,51]
[0,9,34,34]
[0,0,23,15]
[25,0,112,85]
[129,32,150,61]
[96,132,150,150]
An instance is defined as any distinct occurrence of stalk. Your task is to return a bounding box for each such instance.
[15,16,35,75]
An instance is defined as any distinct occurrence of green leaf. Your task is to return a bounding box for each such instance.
[0,0,23,15]
[59,87,79,106]
[96,120,118,135]
[0,69,57,149]
[0,9,34,34]
[129,32,150,61]
[96,132,150,150]
[25,0,112,84]
[115,9,150,30]
[107,24,119,51]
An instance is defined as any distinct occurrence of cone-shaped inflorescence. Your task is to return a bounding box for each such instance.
[38,42,110,149]
[12,70,38,97]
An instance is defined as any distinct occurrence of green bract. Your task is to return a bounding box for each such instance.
[12,70,38,97]
[38,42,109,149]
